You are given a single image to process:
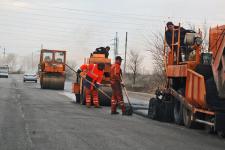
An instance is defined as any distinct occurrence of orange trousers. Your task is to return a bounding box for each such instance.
[85,87,99,106]
[111,82,125,113]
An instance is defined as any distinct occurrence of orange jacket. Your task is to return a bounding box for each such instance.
[80,64,104,84]
[110,63,122,83]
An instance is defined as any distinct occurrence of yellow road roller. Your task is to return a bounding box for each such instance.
[39,49,66,90]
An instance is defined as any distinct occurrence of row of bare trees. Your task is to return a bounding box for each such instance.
[127,50,143,85]
[124,32,166,92]
[0,53,18,72]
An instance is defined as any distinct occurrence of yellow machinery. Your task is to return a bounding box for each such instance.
[39,49,66,90]
[72,54,112,106]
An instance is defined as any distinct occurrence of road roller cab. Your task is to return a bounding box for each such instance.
[72,54,112,106]
[39,49,66,90]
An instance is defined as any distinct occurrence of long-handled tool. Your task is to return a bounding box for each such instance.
[65,64,111,100]
[121,77,133,115]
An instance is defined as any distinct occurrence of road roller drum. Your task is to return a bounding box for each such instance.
[41,73,65,90]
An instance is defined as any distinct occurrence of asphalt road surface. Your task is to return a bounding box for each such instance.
[0,74,225,150]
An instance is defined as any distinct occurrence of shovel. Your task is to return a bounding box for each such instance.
[121,78,133,116]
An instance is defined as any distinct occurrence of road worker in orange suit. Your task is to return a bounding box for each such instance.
[77,63,105,108]
[110,56,126,115]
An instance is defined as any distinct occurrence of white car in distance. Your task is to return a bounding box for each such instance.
[23,72,38,83]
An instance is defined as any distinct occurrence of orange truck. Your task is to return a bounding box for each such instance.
[39,49,66,90]
[148,24,225,137]
[72,54,112,106]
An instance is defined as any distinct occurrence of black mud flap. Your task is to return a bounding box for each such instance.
[215,112,225,132]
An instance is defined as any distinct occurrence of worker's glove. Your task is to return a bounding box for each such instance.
[94,83,101,89]
[76,69,82,75]
[121,82,125,87]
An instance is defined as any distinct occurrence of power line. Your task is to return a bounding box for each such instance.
[0,8,164,27]
[0,14,164,34]
[0,2,170,22]
[1,2,224,26]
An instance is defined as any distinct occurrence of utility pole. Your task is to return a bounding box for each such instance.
[41,44,43,49]
[32,52,34,70]
[114,32,119,57]
[3,48,5,58]
[114,36,116,57]
[116,32,118,54]
[124,32,128,74]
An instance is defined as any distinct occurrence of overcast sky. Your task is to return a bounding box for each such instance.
[0,0,224,72]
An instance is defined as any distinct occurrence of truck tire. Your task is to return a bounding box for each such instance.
[183,106,194,128]
[174,100,184,125]
[148,98,158,120]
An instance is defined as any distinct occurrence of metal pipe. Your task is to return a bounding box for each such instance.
[195,119,214,126]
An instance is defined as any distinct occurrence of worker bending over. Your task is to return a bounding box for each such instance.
[110,56,126,115]
[77,63,105,108]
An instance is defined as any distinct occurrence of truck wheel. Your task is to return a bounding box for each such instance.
[183,106,194,128]
[174,100,184,125]
[148,98,158,120]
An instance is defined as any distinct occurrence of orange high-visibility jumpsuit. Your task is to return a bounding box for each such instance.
[110,63,125,113]
[80,64,104,107]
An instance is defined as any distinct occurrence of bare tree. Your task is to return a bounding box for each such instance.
[128,50,143,85]
[66,60,77,80]
[5,53,17,72]
[145,32,166,84]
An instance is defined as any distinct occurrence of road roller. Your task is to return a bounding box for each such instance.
[148,24,225,137]
[72,53,112,106]
[39,49,66,90]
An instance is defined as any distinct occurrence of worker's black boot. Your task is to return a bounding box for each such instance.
[111,111,119,115]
